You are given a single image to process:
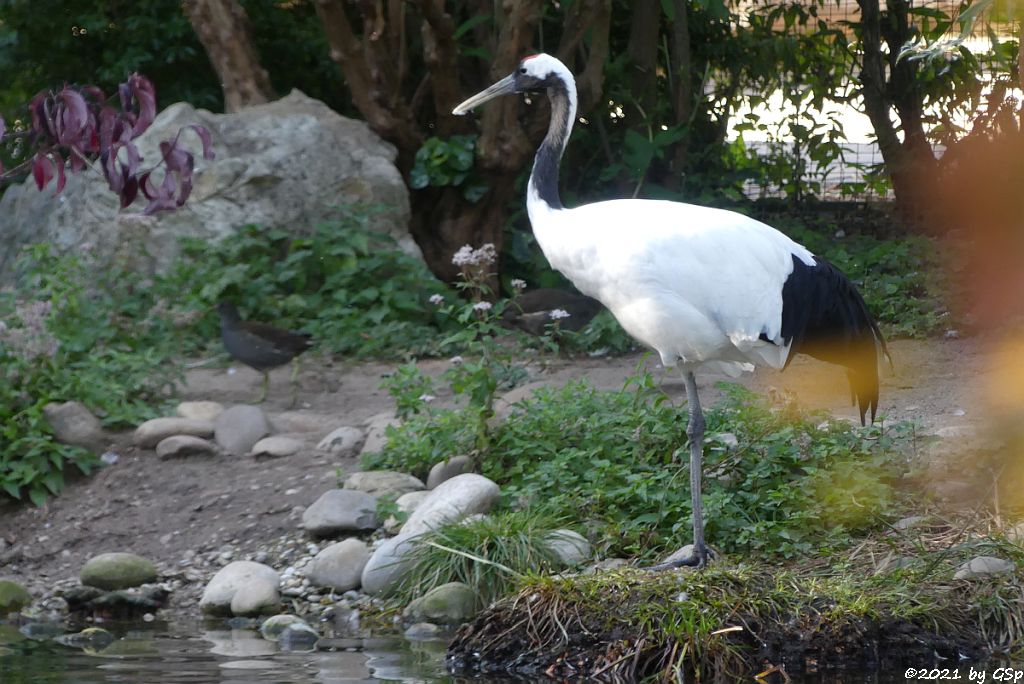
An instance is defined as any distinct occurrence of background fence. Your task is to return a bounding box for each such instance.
[736,0,1019,201]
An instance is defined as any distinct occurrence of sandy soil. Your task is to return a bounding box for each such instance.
[0,336,1000,607]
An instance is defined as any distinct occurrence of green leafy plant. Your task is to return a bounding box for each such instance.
[372,367,919,560]
[410,135,487,202]
[0,245,189,504]
[170,209,452,357]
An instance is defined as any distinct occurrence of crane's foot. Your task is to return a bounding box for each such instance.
[646,542,715,572]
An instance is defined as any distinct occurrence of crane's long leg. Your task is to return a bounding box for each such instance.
[648,371,712,570]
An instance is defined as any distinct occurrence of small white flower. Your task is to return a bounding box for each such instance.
[418,394,436,403]
[511,278,527,290]
[473,301,493,312]
[429,294,445,306]
[449,355,464,365]
[475,243,498,265]
[452,244,476,266]
[549,308,571,320]
[452,243,498,267]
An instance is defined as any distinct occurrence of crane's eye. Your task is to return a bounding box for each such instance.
[519,67,527,74]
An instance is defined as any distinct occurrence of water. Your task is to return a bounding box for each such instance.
[2,620,1019,682]
[0,621,457,684]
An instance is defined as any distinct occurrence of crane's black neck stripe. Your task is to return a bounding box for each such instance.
[530,81,571,209]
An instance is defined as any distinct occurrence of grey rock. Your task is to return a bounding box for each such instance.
[954,556,1015,580]
[134,417,214,448]
[80,553,158,590]
[404,622,443,640]
[0,580,31,612]
[279,622,319,651]
[316,427,366,456]
[260,614,310,641]
[53,627,115,650]
[215,405,271,456]
[661,544,696,566]
[200,561,280,616]
[426,455,474,489]
[250,435,306,458]
[175,401,225,422]
[0,91,419,285]
[230,581,280,617]
[301,489,379,536]
[546,530,591,566]
[360,535,418,596]
[384,490,431,534]
[403,582,478,624]
[156,435,220,460]
[344,471,425,498]
[401,473,499,537]
[893,515,931,531]
[305,539,370,592]
[43,401,106,452]
[358,412,400,456]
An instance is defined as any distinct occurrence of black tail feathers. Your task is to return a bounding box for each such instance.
[780,255,890,425]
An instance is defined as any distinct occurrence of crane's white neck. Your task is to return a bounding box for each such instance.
[527,59,577,212]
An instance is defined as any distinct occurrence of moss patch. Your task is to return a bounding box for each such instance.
[448,528,1024,680]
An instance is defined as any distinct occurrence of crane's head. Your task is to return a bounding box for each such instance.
[452,53,575,115]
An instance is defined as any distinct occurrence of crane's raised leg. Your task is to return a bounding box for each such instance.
[648,371,713,570]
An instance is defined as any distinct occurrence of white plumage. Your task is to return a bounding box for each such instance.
[454,53,887,568]
[532,198,814,375]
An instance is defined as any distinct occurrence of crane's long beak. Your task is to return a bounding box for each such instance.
[452,74,516,116]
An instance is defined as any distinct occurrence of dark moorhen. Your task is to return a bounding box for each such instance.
[216,302,313,403]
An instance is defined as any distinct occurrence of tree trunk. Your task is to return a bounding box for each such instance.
[626,0,661,122]
[857,0,937,226]
[183,0,275,112]
[669,0,693,180]
[314,0,605,282]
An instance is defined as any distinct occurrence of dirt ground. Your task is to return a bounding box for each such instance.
[0,336,1004,606]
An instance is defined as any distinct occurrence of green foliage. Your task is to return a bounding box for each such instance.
[398,511,569,605]
[410,135,487,202]
[171,211,450,357]
[0,244,189,504]
[370,370,918,560]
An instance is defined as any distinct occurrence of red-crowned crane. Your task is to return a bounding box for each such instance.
[453,54,889,569]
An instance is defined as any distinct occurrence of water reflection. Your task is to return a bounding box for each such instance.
[0,620,456,684]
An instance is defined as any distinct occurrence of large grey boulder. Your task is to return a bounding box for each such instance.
[0,90,419,284]
[546,530,591,566]
[0,580,32,612]
[80,552,158,590]
[43,401,107,453]
[403,582,479,624]
[343,471,425,498]
[301,489,379,536]
[425,455,474,489]
[214,405,270,456]
[305,538,370,591]
[360,535,419,596]
[401,473,500,537]
[200,561,280,616]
